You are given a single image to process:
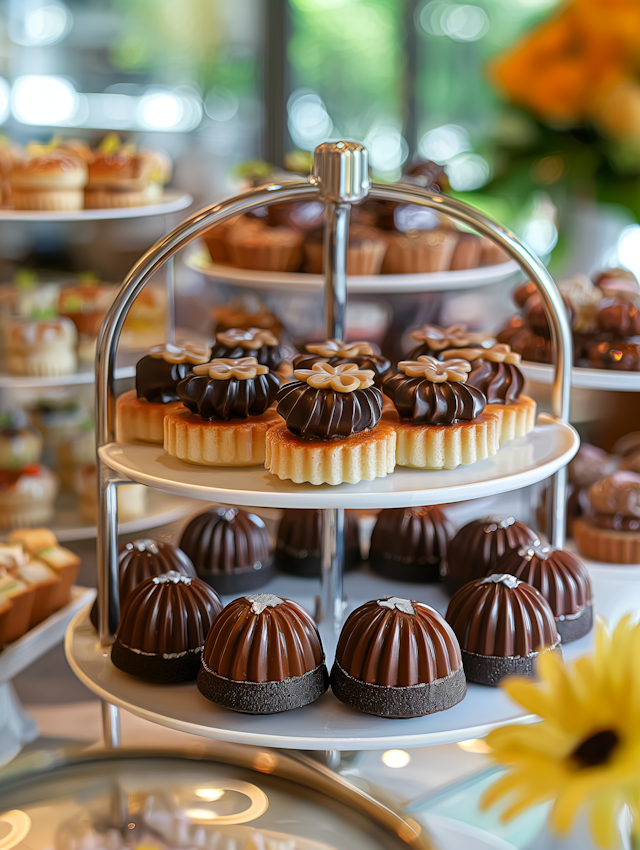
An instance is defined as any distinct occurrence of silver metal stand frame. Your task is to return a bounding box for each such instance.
[94,140,572,746]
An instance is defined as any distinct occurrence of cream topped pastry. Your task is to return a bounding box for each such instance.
[292,338,391,386]
[209,327,285,371]
[7,317,77,377]
[407,324,489,360]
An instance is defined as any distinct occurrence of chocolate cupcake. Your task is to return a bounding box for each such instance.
[368,506,453,582]
[209,327,285,373]
[292,339,391,387]
[275,509,360,577]
[331,597,466,717]
[198,594,329,713]
[446,574,561,686]
[445,516,539,593]
[111,572,223,683]
[406,324,489,361]
[89,538,196,630]
[495,544,593,642]
[179,506,274,594]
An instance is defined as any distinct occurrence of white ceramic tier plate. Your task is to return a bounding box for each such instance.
[0,193,193,222]
[187,250,519,294]
[65,565,601,751]
[0,363,134,389]
[1,586,94,685]
[520,361,640,392]
[98,414,578,510]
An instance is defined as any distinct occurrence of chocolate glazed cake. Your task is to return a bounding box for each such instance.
[331,597,466,717]
[179,506,274,594]
[495,544,593,643]
[111,572,222,683]
[292,340,391,387]
[275,509,361,577]
[90,538,196,630]
[446,574,561,686]
[445,516,539,593]
[198,594,328,714]
[369,506,453,582]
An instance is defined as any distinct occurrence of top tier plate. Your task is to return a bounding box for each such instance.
[187,250,520,294]
[99,413,578,510]
[0,193,193,222]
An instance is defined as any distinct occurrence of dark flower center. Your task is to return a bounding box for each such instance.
[571,730,619,768]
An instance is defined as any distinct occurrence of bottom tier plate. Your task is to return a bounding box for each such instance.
[66,571,600,751]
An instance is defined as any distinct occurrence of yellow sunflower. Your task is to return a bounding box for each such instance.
[481,616,640,849]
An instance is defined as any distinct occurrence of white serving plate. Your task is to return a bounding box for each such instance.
[0,193,193,222]
[187,250,520,294]
[0,363,134,389]
[98,414,579,510]
[520,361,640,392]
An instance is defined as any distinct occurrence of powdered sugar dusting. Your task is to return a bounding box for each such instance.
[152,571,191,585]
[247,593,284,614]
[378,597,415,614]
[481,574,520,589]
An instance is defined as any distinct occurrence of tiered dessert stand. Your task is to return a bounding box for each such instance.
[66,141,580,755]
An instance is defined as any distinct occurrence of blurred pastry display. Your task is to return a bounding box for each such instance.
[58,277,118,360]
[7,270,59,319]
[9,149,88,211]
[77,466,148,524]
[0,410,43,469]
[276,508,361,577]
[368,506,453,582]
[85,149,153,208]
[7,526,80,611]
[0,464,58,529]
[304,223,387,275]
[6,316,77,376]
[574,471,640,563]
[225,217,305,272]
[212,297,285,340]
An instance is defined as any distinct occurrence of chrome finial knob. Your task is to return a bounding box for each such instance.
[311,141,370,205]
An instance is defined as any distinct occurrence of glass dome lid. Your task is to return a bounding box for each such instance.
[0,749,429,850]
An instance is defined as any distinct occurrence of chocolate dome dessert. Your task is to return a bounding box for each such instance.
[331,597,465,717]
[369,506,453,582]
[135,342,210,403]
[292,340,391,387]
[179,507,273,594]
[209,327,285,372]
[90,538,196,630]
[275,509,360,577]
[445,574,561,686]
[111,572,222,682]
[445,516,539,593]
[177,359,280,421]
[198,594,328,714]
[406,324,488,360]
[495,544,592,643]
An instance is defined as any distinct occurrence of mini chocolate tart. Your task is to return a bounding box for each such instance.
[495,544,593,643]
[292,339,391,387]
[574,471,640,563]
[369,506,453,582]
[406,324,489,361]
[445,516,539,593]
[331,597,466,718]
[209,327,285,372]
[179,506,274,594]
[177,357,280,421]
[276,509,361,577]
[197,593,328,714]
[111,572,222,683]
[446,574,561,687]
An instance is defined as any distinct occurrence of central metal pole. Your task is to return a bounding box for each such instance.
[323,203,349,340]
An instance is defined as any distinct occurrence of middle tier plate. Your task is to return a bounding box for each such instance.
[99,413,578,510]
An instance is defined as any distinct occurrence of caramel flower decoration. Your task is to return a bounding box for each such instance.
[148,341,209,365]
[410,324,489,351]
[398,355,470,383]
[216,327,279,349]
[442,343,522,366]
[294,361,375,392]
[305,339,375,358]
[192,357,268,380]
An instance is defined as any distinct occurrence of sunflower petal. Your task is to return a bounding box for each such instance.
[589,791,623,850]
[550,782,591,835]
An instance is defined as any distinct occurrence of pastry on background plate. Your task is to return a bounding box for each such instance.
[574,471,640,563]
[304,224,387,276]
[9,150,87,211]
[225,217,304,272]
[0,465,58,529]
[7,317,77,376]
[77,466,148,525]
[9,526,80,610]
[0,410,43,470]
[85,150,152,208]
[381,229,458,274]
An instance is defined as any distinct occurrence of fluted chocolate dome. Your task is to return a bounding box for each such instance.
[179,507,273,594]
[276,380,382,439]
[495,544,592,643]
[135,343,210,404]
[111,572,223,682]
[276,508,360,577]
[292,340,391,387]
[445,517,539,593]
[177,360,280,421]
[369,506,453,582]
[209,327,285,372]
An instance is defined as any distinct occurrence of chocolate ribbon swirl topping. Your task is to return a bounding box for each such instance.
[305,339,375,358]
[443,344,524,405]
[216,327,279,349]
[443,343,521,365]
[398,355,470,382]
[294,361,374,392]
[193,357,269,380]
[147,341,209,365]
[136,341,212,404]
[410,323,489,351]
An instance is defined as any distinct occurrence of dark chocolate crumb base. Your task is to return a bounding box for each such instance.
[557,602,593,644]
[369,554,442,583]
[197,661,329,714]
[198,560,275,595]
[330,660,466,718]
[111,639,202,683]
[275,548,360,578]
[462,640,562,687]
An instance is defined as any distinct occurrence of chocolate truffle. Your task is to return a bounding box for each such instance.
[275,509,360,577]
[445,574,561,686]
[445,516,539,593]
[578,338,640,371]
[209,327,285,372]
[135,342,210,403]
[179,507,274,594]
[369,506,453,582]
[495,544,593,642]
[90,538,196,630]
[198,594,328,713]
[111,572,222,683]
[331,597,466,717]
[292,339,391,387]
